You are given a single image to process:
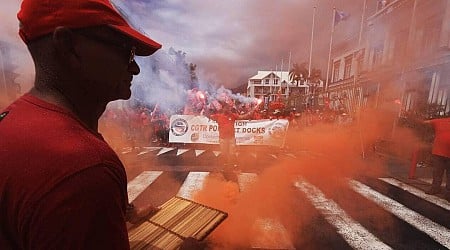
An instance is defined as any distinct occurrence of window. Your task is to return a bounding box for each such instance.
[414,28,424,57]
[264,79,270,85]
[274,79,279,85]
[393,31,407,63]
[372,45,383,67]
[423,25,440,54]
[253,80,261,85]
[356,49,365,72]
[333,60,341,82]
[344,56,352,79]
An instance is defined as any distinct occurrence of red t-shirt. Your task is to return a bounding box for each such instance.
[210,112,238,139]
[0,94,130,249]
[430,117,450,158]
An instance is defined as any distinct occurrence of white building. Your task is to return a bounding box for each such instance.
[246,70,309,104]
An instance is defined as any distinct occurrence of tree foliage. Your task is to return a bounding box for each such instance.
[289,62,323,86]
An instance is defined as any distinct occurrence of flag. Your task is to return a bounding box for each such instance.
[334,9,350,25]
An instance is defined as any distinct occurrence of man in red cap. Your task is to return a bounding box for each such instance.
[0,0,205,249]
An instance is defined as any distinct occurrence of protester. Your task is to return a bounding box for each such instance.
[139,106,152,145]
[150,104,169,145]
[206,102,254,168]
[424,116,450,201]
[0,0,202,249]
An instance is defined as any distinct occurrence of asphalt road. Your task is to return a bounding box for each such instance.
[119,145,450,250]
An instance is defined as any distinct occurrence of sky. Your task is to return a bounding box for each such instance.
[0,0,368,92]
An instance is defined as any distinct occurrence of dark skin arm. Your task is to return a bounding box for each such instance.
[126,203,160,224]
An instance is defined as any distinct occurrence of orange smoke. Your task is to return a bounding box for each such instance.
[190,104,423,249]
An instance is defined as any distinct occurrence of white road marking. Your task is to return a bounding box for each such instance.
[285,153,297,159]
[237,172,258,192]
[156,147,176,156]
[137,147,162,155]
[127,171,163,203]
[176,149,189,156]
[195,149,205,157]
[418,177,447,186]
[177,172,210,199]
[212,151,221,157]
[121,147,133,154]
[142,146,163,150]
[350,180,450,249]
[379,178,450,211]
[295,179,392,250]
[252,218,295,250]
[237,174,293,249]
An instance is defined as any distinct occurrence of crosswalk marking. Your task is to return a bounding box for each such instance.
[130,146,301,160]
[418,177,447,186]
[194,149,205,157]
[121,147,134,154]
[127,171,163,203]
[137,147,161,156]
[234,173,293,249]
[176,149,189,156]
[379,177,450,211]
[237,172,258,192]
[285,153,297,159]
[126,170,450,249]
[350,180,450,249]
[252,218,295,250]
[177,172,210,199]
[156,147,175,156]
[295,179,392,250]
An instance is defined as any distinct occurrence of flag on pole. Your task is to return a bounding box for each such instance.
[334,9,350,25]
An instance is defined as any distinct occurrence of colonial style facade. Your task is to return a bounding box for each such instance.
[246,70,323,109]
[328,0,450,118]
[247,70,299,103]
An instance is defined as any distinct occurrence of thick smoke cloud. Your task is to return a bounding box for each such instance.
[0,0,34,94]
[1,0,368,99]
[121,0,368,88]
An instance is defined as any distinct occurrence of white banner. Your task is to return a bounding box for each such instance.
[169,115,289,147]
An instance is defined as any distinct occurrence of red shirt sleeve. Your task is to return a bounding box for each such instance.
[25,165,129,250]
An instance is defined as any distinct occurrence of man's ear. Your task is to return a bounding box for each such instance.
[52,26,80,67]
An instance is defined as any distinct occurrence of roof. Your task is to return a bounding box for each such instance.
[249,70,291,82]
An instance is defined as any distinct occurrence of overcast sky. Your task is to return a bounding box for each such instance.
[0,0,367,90]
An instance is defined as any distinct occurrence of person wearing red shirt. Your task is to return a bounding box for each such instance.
[150,104,169,145]
[208,102,253,168]
[425,117,450,201]
[0,1,203,249]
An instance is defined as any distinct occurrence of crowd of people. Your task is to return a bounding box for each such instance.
[99,91,356,150]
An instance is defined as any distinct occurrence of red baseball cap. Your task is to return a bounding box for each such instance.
[17,0,162,56]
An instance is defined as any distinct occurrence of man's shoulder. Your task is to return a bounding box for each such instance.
[1,98,123,171]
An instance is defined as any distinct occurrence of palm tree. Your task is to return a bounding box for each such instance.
[307,68,323,95]
[309,68,322,83]
[289,62,309,86]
